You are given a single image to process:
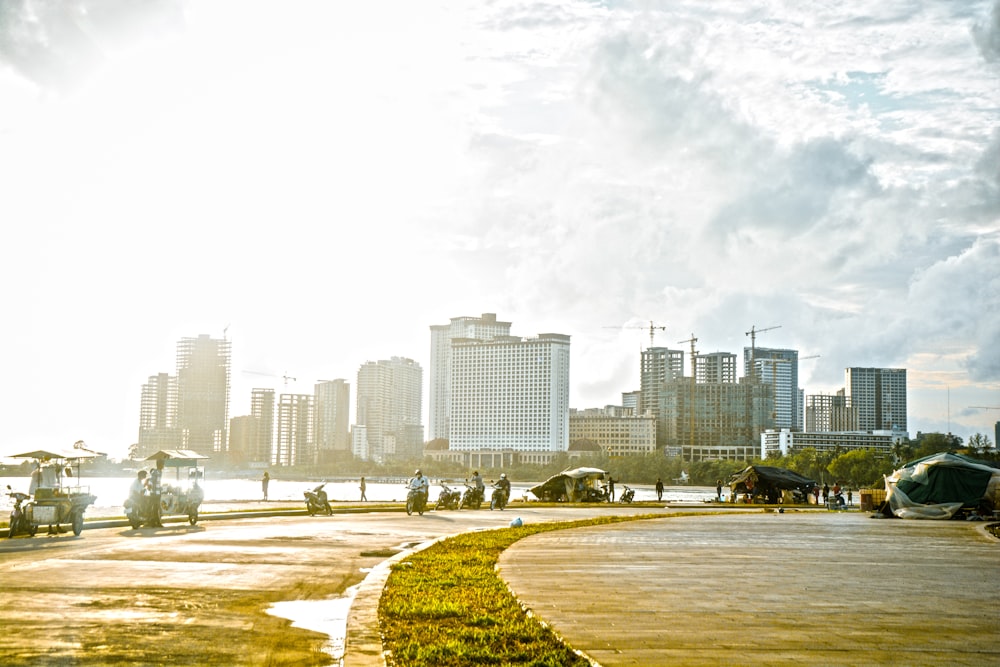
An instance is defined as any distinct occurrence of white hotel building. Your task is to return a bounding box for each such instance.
[448,332,571,462]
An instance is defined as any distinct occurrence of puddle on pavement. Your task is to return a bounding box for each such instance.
[267,583,358,666]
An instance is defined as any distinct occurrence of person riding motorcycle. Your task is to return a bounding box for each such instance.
[408,469,429,510]
[492,473,511,509]
[128,470,148,509]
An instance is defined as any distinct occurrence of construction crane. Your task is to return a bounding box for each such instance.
[969,406,1000,410]
[243,370,297,385]
[745,324,781,383]
[606,320,667,348]
[678,334,698,462]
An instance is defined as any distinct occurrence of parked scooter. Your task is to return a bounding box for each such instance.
[6,486,33,538]
[619,485,635,504]
[435,483,461,511]
[304,483,333,516]
[460,484,484,510]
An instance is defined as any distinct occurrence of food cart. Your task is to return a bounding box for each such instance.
[8,447,99,537]
[129,450,208,527]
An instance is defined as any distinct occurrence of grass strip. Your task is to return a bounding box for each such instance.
[379,513,663,667]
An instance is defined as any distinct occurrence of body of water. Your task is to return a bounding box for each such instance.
[2,473,718,518]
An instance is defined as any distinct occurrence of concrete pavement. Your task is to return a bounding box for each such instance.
[497,511,1000,666]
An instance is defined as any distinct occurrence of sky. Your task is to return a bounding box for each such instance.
[1,0,998,461]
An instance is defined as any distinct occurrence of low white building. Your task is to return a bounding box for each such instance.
[761,429,908,458]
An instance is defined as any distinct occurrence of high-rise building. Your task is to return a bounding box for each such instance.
[356,357,423,463]
[696,352,737,384]
[175,334,231,455]
[845,367,907,432]
[250,388,275,465]
[657,378,772,461]
[314,379,350,464]
[744,347,799,431]
[429,313,511,440]
[275,393,313,466]
[805,390,858,432]
[640,347,684,443]
[227,415,258,466]
[621,391,640,415]
[449,333,571,452]
[137,372,181,458]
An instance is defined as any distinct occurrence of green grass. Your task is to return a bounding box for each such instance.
[378,514,663,667]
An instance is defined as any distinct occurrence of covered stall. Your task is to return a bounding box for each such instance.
[530,467,608,502]
[884,452,1000,519]
[728,465,815,504]
[7,447,99,536]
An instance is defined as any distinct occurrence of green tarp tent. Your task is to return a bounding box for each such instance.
[886,452,1000,519]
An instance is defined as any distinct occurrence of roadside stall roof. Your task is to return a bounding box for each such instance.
[728,465,816,490]
[9,448,101,460]
[530,467,607,500]
[145,450,209,465]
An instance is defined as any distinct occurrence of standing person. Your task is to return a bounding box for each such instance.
[812,486,820,505]
[261,471,270,502]
[655,477,664,501]
[716,479,723,502]
[822,483,830,506]
[360,476,368,502]
[471,470,485,504]
[149,459,164,527]
[847,488,853,507]
[606,475,617,502]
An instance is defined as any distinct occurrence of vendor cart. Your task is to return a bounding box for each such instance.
[127,450,207,528]
[8,447,99,537]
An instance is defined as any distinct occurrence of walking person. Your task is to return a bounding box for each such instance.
[360,476,368,502]
[261,471,270,502]
[716,479,723,503]
[149,459,164,527]
[655,477,664,501]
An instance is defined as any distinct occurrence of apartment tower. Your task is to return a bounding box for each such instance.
[429,313,511,440]
[845,367,907,432]
[449,333,571,452]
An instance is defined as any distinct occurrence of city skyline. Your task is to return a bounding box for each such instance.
[1,1,998,459]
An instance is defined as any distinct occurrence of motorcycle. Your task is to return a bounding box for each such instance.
[460,484,484,510]
[406,487,428,516]
[304,483,333,516]
[435,484,461,511]
[6,487,34,538]
[490,484,509,511]
[619,485,635,504]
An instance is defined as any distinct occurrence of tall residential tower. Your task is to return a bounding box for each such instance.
[845,367,907,432]
[429,313,511,440]
[449,333,571,452]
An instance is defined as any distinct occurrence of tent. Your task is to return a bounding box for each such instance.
[884,452,1000,519]
[530,467,607,502]
[728,465,816,503]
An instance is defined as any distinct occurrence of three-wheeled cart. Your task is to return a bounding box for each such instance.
[133,450,208,527]
[9,447,99,537]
